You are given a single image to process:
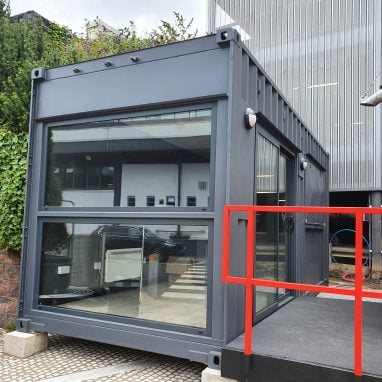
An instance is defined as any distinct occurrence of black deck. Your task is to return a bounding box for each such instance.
[222,296,382,382]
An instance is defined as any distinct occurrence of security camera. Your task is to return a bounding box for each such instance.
[360,88,382,107]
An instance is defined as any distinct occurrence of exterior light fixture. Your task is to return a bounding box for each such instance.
[244,107,256,129]
[104,60,113,67]
[360,86,382,107]
[73,67,81,73]
[130,56,140,63]
[300,156,308,171]
[220,31,228,40]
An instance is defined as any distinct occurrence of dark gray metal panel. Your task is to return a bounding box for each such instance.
[37,48,229,120]
[24,303,222,343]
[302,159,329,285]
[238,45,328,170]
[45,35,220,81]
[224,214,247,342]
[23,121,45,313]
[222,35,328,343]
[226,43,257,206]
[24,312,222,364]
[222,39,256,344]
[210,99,229,341]
[19,77,39,317]
[293,156,306,286]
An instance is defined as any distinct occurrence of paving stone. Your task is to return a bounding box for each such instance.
[0,329,204,381]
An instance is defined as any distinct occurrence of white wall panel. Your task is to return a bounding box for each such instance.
[120,164,178,207]
[62,190,114,208]
[180,163,209,207]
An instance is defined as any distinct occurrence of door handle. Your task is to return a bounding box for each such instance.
[304,219,326,230]
[283,216,294,233]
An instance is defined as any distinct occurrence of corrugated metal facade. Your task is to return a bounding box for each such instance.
[208,0,382,191]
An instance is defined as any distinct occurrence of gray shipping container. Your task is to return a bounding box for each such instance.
[19,29,328,369]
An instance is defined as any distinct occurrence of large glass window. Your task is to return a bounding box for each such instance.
[255,135,291,314]
[255,135,279,313]
[45,109,212,208]
[39,222,209,328]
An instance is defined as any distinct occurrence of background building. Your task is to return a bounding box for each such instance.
[10,10,50,30]
[208,0,382,277]
[86,17,119,39]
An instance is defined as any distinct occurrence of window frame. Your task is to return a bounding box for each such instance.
[36,103,216,336]
[34,217,214,336]
[40,103,217,212]
[58,163,115,191]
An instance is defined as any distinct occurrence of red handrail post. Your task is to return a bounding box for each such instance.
[244,209,255,355]
[222,206,231,282]
[354,212,363,377]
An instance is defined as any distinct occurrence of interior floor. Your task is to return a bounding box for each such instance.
[60,263,207,328]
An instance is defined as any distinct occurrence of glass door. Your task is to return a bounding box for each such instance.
[255,134,292,315]
[255,135,279,312]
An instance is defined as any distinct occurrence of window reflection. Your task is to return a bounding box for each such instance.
[39,223,208,328]
[255,135,278,312]
[255,136,290,312]
[45,109,212,208]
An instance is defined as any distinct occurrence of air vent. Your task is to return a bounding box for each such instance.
[198,181,207,190]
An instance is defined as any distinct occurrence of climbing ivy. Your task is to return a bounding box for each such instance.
[48,22,72,45]
[0,129,28,251]
[0,2,197,252]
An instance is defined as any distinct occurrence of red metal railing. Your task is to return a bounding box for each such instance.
[222,205,382,377]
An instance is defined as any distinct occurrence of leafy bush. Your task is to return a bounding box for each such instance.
[3,322,16,332]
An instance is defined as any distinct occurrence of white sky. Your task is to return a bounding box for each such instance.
[9,0,208,36]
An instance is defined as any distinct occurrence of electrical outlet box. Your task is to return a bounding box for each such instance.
[94,262,102,270]
[57,265,70,275]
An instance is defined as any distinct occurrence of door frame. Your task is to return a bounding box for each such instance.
[253,126,296,323]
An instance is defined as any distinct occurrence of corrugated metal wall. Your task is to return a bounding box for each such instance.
[209,0,382,191]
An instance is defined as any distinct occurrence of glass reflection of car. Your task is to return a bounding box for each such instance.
[96,225,186,263]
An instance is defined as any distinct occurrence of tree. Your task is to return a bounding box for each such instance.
[0,0,9,18]
[0,10,197,251]
[150,12,197,45]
